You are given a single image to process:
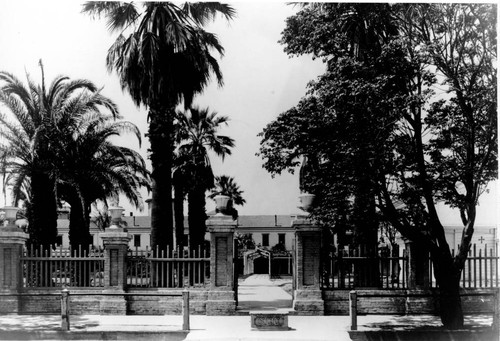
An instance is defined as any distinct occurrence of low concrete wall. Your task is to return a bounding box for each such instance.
[4,288,210,315]
[324,288,498,315]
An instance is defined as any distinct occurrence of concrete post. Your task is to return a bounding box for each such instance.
[61,289,70,331]
[0,223,29,313]
[206,214,236,315]
[349,291,357,331]
[99,227,130,314]
[292,215,324,315]
[405,240,430,289]
[182,289,190,330]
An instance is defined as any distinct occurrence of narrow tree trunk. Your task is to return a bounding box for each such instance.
[149,108,174,250]
[173,171,186,247]
[28,171,58,250]
[433,254,464,329]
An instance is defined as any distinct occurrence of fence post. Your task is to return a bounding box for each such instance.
[206,214,236,315]
[0,217,29,314]
[493,288,499,332]
[292,216,324,315]
[61,289,70,331]
[182,289,190,331]
[349,290,357,331]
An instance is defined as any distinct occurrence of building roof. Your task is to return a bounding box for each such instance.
[236,215,292,228]
[108,214,294,229]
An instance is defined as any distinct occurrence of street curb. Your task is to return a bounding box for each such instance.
[0,330,188,341]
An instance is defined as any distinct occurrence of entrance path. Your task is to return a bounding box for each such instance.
[237,274,293,313]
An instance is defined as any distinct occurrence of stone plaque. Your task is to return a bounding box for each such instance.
[250,312,289,331]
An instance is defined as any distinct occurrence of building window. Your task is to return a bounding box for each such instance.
[56,235,63,247]
[262,233,269,247]
[278,233,286,246]
[134,234,141,248]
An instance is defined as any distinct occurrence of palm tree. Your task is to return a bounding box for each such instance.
[83,2,235,250]
[209,175,246,219]
[55,112,150,250]
[0,63,116,249]
[174,107,234,249]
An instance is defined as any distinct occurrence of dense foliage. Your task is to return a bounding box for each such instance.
[0,63,149,250]
[83,2,235,250]
[259,3,497,328]
[173,107,234,249]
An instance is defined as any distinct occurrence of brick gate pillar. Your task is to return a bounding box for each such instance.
[0,206,28,313]
[206,213,236,315]
[292,215,324,315]
[405,240,430,289]
[99,217,130,314]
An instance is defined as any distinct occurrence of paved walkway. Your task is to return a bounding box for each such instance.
[237,274,292,313]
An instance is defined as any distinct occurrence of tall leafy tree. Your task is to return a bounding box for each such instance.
[261,3,496,328]
[83,2,235,250]
[208,175,246,219]
[55,112,150,250]
[174,106,234,249]
[0,64,113,249]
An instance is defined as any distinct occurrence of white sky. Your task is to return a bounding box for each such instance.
[0,1,497,226]
[0,1,326,216]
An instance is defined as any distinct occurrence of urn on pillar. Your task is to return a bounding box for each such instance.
[214,195,230,215]
[99,207,130,314]
[0,206,20,230]
[298,193,315,213]
[108,205,125,229]
[205,205,237,316]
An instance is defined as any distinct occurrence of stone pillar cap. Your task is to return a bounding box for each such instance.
[0,229,29,244]
[100,229,131,244]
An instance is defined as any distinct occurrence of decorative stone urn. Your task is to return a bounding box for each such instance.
[298,193,315,213]
[0,206,20,229]
[108,205,125,229]
[213,195,230,214]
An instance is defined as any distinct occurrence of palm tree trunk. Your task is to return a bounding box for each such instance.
[66,192,92,251]
[28,171,58,250]
[188,188,207,251]
[149,107,174,250]
[173,172,187,246]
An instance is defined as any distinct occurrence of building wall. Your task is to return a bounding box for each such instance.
[54,214,497,254]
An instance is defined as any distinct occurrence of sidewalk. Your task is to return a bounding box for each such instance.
[0,313,494,341]
[0,313,353,341]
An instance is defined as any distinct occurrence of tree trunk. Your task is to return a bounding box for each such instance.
[66,192,92,251]
[188,187,207,251]
[352,179,380,287]
[28,171,58,250]
[149,108,174,250]
[433,253,464,329]
[174,177,185,247]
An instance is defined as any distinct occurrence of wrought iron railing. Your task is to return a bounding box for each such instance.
[22,245,104,288]
[126,246,210,288]
[322,243,499,290]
